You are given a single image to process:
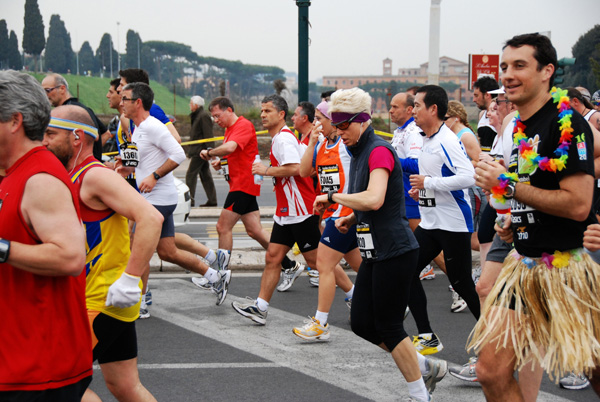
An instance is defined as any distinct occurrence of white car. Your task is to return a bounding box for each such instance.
[173,177,191,227]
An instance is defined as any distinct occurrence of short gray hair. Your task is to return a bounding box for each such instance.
[262,94,289,119]
[190,95,205,107]
[0,70,51,141]
[47,73,69,91]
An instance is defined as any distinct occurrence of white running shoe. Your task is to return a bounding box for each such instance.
[277,262,305,292]
[451,290,467,313]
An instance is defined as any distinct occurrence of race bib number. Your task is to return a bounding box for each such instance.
[356,222,376,260]
[418,188,436,207]
[318,164,341,193]
[120,142,139,167]
[220,159,229,181]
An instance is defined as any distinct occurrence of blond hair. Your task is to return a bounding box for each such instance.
[329,88,372,116]
[447,100,470,127]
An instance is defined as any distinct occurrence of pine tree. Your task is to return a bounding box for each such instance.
[45,15,74,73]
[8,31,23,70]
[96,33,118,77]
[0,20,9,69]
[124,29,141,69]
[78,41,96,76]
[22,0,45,71]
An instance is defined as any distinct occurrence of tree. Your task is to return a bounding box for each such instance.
[78,41,96,76]
[22,0,45,71]
[8,31,23,70]
[591,43,600,89]
[273,79,286,95]
[124,29,142,69]
[96,33,118,77]
[0,20,9,69]
[44,14,74,73]
[564,24,600,89]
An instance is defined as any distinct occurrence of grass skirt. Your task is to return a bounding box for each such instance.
[467,248,600,380]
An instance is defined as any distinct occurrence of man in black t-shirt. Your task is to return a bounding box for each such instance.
[473,76,499,154]
[471,33,600,400]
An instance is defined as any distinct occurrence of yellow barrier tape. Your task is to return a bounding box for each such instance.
[103,128,392,156]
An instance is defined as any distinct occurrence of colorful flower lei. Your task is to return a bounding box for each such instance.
[490,87,573,205]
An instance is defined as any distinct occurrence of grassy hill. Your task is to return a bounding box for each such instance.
[29,73,189,117]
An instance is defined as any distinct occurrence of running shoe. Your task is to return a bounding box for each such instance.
[277,261,305,292]
[404,307,410,320]
[472,266,482,285]
[209,249,230,271]
[307,268,319,286]
[419,265,436,280]
[139,299,150,319]
[403,395,430,402]
[559,372,590,390]
[423,357,448,393]
[211,270,231,306]
[345,297,352,324]
[191,276,211,290]
[449,356,478,382]
[451,290,467,313]
[145,289,153,305]
[339,258,351,270]
[292,316,330,341]
[413,333,444,355]
[232,297,267,325]
[292,242,301,255]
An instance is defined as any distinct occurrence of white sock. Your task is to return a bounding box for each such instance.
[204,249,216,265]
[416,351,429,374]
[315,310,328,326]
[406,378,429,401]
[204,268,220,283]
[256,297,269,312]
[345,285,355,299]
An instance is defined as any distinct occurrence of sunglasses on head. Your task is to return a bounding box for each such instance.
[332,113,360,130]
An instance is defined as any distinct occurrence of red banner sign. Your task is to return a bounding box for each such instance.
[468,54,500,90]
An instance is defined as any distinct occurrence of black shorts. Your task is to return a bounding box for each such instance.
[92,312,138,364]
[224,191,259,216]
[0,376,91,402]
[486,234,513,263]
[153,204,176,238]
[270,215,321,252]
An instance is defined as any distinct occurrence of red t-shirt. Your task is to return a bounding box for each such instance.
[0,147,92,391]
[222,116,261,196]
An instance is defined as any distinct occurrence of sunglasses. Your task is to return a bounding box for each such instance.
[44,86,60,94]
[332,113,360,130]
[121,96,139,102]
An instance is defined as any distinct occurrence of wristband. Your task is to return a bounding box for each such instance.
[207,147,213,157]
[265,167,270,176]
[328,190,336,204]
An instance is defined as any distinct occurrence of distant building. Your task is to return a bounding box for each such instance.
[323,56,471,113]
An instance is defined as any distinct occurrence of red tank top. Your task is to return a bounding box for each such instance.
[0,147,92,391]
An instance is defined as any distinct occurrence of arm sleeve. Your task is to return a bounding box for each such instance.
[157,127,186,165]
[150,103,171,125]
[273,133,302,165]
[399,157,419,174]
[425,138,475,191]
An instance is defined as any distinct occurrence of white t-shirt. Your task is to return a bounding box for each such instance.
[133,115,186,206]
[418,124,475,232]
[271,126,313,226]
[391,119,423,159]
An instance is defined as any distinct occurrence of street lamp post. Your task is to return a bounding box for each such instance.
[296,0,310,103]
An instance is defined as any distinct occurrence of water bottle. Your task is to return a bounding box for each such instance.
[253,154,263,185]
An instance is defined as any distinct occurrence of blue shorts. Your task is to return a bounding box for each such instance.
[406,204,420,220]
[153,204,176,238]
[319,218,358,254]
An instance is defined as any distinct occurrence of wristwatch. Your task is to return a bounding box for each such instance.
[152,172,160,180]
[328,190,336,204]
[505,182,516,199]
[0,239,10,263]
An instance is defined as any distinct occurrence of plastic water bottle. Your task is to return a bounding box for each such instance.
[253,154,263,185]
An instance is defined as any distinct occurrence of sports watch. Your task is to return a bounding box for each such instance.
[0,239,10,263]
[505,182,516,200]
[152,172,160,180]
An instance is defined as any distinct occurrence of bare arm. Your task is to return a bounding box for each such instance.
[252,162,299,178]
[100,129,112,146]
[315,168,389,212]
[475,160,594,221]
[460,131,482,168]
[299,129,319,177]
[200,141,238,160]
[590,123,600,179]
[9,173,86,276]
[81,168,163,276]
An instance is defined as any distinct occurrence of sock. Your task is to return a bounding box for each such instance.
[281,255,295,269]
[345,285,355,299]
[204,268,220,283]
[204,249,216,265]
[407,378,429,401]
[416,351,429,374]
[315,310,328,326]
[256,297,269,312]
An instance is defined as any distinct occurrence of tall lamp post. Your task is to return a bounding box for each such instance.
[428,0,442,85]
[296,0,310,102]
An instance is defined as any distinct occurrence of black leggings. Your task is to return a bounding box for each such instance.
[351,249,419,352]
[409,227,480,335]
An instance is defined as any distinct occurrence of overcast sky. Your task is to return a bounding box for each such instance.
[2,0,599,81]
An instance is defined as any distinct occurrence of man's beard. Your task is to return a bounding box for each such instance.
[48,146,72,168]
